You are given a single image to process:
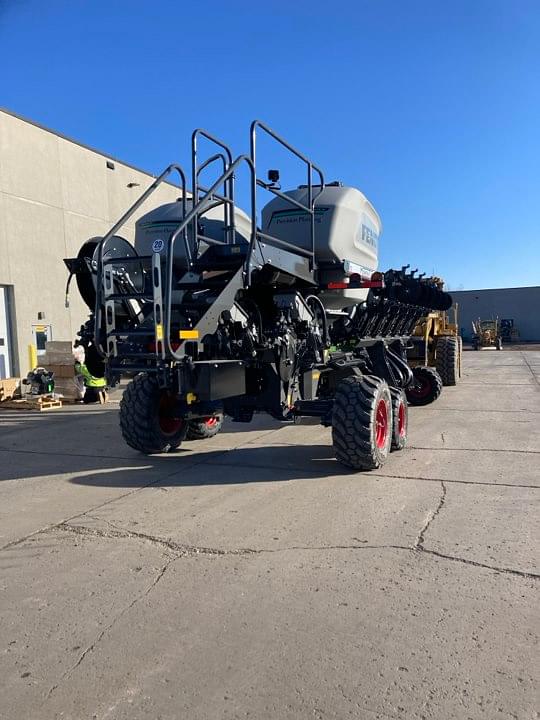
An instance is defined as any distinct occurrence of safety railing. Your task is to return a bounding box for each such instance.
[95,121,327,365]
[191,129,236,249]
[250,120,325,269]
[164,154,257,360]
[94,163,188,357]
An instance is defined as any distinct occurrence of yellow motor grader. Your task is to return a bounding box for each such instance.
[406,277,462,403]
[471,318,503,350]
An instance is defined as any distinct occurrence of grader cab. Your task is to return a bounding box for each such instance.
[472,318,503,351]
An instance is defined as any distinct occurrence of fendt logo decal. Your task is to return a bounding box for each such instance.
[361,224,378,248]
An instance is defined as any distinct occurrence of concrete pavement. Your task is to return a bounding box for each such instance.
[0,351,538,719]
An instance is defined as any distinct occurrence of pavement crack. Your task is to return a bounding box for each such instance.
[521,352,540,388]
[414,481,447,549]
[415,546,540,580]
[55,522,540,578]
[369,472,539,490]
[407,446,540,455]
[57,521,260,557]
[46,554,176,699]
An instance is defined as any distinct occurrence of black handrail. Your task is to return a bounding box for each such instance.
[94,163,188,357]
[250,120,325,267]
[165,154,257,360]
[192,129,236,246]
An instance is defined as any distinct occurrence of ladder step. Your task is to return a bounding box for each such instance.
[102,255,152,264]
[177,282,228,290]
[105,293,153,301]
[108,329,155,337]
[113,352,162,360]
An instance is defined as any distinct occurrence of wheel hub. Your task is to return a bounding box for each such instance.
[409,377,431,398]
[158,394,183,436]
[375,399,389,448]
[398,401,406,437]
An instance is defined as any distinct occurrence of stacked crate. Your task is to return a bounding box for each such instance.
[42,341,84,402]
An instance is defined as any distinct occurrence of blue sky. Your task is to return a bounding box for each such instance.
[1,0,538,290]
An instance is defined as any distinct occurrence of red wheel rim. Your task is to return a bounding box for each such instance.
[204,416,219,428]
[408,377,431,399]
[398,401,406,437]
[375,398,389,449]
[158,394,183,436]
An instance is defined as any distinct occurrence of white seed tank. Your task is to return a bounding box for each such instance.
[261,184,381,307]
[134,199,252,269]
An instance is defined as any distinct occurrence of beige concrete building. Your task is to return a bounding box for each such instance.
[0,108,181,378]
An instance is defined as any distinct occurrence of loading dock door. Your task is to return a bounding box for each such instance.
[0,286,12,379]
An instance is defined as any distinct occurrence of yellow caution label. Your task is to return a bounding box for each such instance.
[155,324,164,341]
[186,392,198,404]
[312,371,321,380]
[179,329,199,339]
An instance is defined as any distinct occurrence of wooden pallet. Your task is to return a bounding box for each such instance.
[0,395,63,411]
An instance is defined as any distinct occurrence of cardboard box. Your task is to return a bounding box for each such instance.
[53,377,84,401]
[43,341,74,366]
[47,363,76,379]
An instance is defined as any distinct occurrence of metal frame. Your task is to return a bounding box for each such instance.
[95,164,188,356]
[192,129,236,248]
[165,155,257,360]
[93,121,327,368]
[250,120,325,269]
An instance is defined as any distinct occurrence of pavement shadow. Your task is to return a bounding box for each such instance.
[0,407,284,483]
[65,443,350,488]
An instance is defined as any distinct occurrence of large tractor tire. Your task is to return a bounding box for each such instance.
[119,373,186,454]
[186,414,224,440]
[436,336,460,386]
[390,387,408,451]
[406,366,443,406]
[332,375,393,471]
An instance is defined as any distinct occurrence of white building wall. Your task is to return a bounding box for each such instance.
[0,109,182,376]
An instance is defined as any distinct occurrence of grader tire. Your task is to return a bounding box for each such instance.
[390,387,408,451]
[186,414,224,440]
[332,375,392,471]
[119,373,186,454]
[406,366,443,406]
[436,336,460,386]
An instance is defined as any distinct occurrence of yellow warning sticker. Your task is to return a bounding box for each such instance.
[179,329,199,339]
[155,324,164,341]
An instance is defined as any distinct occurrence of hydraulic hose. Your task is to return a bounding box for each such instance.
[386,347,414,387]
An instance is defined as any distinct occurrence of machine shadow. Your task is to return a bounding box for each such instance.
[67,443,353,489]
